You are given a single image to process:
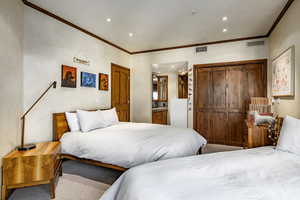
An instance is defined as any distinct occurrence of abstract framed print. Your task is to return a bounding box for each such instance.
[81,72,96,88]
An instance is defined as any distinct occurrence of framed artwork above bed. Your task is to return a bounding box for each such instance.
[61,65,77,88]
[272,46,295,97]
[99,73,109,91]
[81,72,96,88]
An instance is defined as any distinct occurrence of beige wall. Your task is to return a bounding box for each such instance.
[269,0,300,118]
[23,7,131,143]
[131,39,269,127]
[0,0,24,197]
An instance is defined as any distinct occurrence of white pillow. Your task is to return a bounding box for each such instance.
[76,110,107,132]
[100,108,119,127]
[276,116,300,155]
[65,112,81,132]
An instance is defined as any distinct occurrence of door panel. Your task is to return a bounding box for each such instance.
[227,66,245,111]
[112,71,120,105]
[195,68,210,109]
[120,71,128,104]
[111,64,130,122]
[210,112,227,144]
[226,66,246,146]
[246,63,266,97]
[228,112,245,146]
[245,63,267,111]
[195,111,209,140]
[211,69,226,110]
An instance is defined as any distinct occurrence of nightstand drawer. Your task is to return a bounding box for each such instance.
[3,155,56,185]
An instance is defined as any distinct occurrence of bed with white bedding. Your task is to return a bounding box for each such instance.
[100,146,300,200]
[60,122,207,168]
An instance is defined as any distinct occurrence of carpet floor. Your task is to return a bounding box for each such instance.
[7,144,242,200]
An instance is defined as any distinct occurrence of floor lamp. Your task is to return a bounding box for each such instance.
[17,81,57,151]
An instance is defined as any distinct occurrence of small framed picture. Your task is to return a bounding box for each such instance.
[99,73,109,91]
[61,65,77,88]
[81,72,96,88]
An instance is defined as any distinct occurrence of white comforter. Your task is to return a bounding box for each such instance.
[100,147,300,200]
[61,122,206,168]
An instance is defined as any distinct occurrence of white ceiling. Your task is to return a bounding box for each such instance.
[152,61,188,74]
[29,0,288,52]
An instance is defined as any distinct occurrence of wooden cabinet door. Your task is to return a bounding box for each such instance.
[111,63,130,122]
[226,66,246,146]
[194,60,267,146]
[209,68,227,144]
[152,111,167,125]
[209,112,228,144]
[194,68,211,139]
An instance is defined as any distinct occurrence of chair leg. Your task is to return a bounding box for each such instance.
[59,165,63,177]
[198,147,203,155]
[2,185,7,200]
[49,180,55,199]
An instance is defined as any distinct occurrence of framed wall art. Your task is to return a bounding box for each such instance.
[99,73,109,91]
[61,65,77,88]
[272,46,295,97]
[81,72,96,88]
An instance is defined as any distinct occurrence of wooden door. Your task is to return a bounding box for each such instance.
[194,60,267,146]
[227,66,246,146]
[194,68,211,141]
[178,74,188,98]
[210,67,227,144]
[111,63,130,122]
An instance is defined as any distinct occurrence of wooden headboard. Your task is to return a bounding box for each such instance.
[53,112,71,141]
[53,109,120,141]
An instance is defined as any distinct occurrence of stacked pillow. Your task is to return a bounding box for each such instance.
[65,112,81,132]
[276,116,300,156]
[65,108,119,132]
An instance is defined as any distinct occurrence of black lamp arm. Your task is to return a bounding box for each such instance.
[21,81,56,119]
[20,81,56,148]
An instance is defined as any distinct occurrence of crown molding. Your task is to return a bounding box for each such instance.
[23,0,294,55]
[131,35,267,54]
[266,0,294,37]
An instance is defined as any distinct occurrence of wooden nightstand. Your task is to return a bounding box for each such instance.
[2,142,62,200]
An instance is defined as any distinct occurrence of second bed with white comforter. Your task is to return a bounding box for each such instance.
[61,122,206,168]
[100,146,300,200]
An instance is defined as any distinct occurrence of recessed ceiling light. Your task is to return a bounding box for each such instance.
[222,16,228,21]
[106,18,111,22]
[191,10,198,16]
[223,28,228,33]
[129,33,133,37]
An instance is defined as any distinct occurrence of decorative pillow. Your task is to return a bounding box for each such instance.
[276,116,300,155]
[100,108,119,127]
[253,111,275,126]
[65,112,81,132]
[76,110,107,132]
